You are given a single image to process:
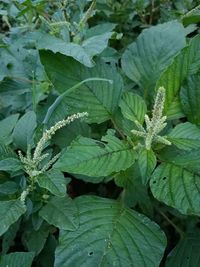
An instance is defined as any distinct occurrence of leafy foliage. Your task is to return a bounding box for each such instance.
[1,0,200,266]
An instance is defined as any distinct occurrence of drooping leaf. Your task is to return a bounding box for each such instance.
[54,196,166,267]
[39,196,79,231]
[166,231,200,267]
[138,148,157,184]
[119,92,147,123]
[168,122,200,150]
[40,51,123,124]
[13,111,37,151]
[35,31,112,67]
[22,223,50,255]
[0,200,26,236]
[156,34,200,119]
[2,219,21,254]
[54,131,136,178]
[180,74,200,125]
[150,162,200,216]
[0,114,19,144]
[115,165,153,215]
[36,170,68,197]
[121,21,186,89]
[0,181,19,194]
[0,252,34,267]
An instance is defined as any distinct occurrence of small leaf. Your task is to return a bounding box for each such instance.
[36,170,67,197]
[54,132,136,178]
[119,92,147,123]
[138,148,157,184]
[13,111,37,152]
[39,196,79,231]
[0,200,26,236]
[54,196,166,267]
[168,122,200,150]
[0,252,34,267]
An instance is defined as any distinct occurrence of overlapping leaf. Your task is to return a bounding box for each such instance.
[55,196,166,267]
[40,51,123,124]
[54,131,136,178]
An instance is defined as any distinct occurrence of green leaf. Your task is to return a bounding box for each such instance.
[0,200,26,236]
[0,181,18,194]
[180,74,200,125]
[156,34,200,119]
[150,162,200,216]
[2,219,21,254]
[138,148,157,184]
[40,51,123,124]
[0,158,22,172]
[54,131,136,177]
[0,114,19,145]
[39,196,79,231]
[35,31,112,67]
[36,170,67,197]
[22,223,50,255]
[121,21,186,89]
[115,165,153,215]
[166,231,200,266]
[119,92,147,123]
[168,122,200,150]
[82,32,113,57]
[13,111,37,152]
[55,196,166,267]
[0,252,34,267]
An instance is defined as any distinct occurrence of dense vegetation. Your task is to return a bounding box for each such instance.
[0,1,200,266]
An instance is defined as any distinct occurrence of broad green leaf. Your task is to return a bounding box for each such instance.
[119,92,147,123]
[37,235,57,267]
[39,196,79,231]
[82,32,113,57]
[54,131,136,177]
[35,31,112,67]
[36,32,93,67]
[0,252,34,267]
[0,200,26,236]
[0,158,22,172]
[168,122,200,150]
[40,51,123,124]
[156,34,200,119]
[85,23,116,38]
[150,162,200,216]
[0,181,18,194]
[55,196,166,267]
[13,111,37,152]
[52,120,91,148]
[0,114,19,144]
[138,148,157,184]
[0,145,16,160]
[180,74,200,125]
[36,170,68,197]
[121,21,186,89]
[159,146,200,174]
[166,231,200,267]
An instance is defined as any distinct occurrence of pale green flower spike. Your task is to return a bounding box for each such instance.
[19,112,88,202]
[131,87,171,150]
